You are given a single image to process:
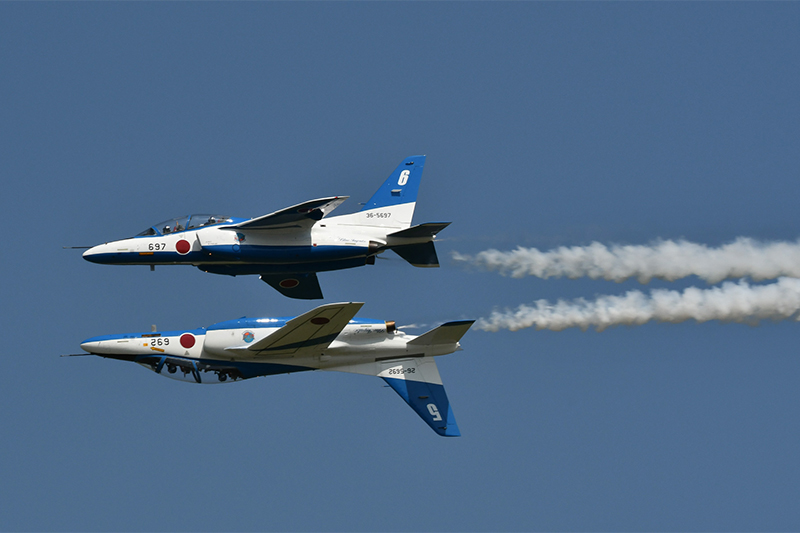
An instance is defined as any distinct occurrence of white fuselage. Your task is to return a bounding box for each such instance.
[80,319,461,384]
[82,203,426,268]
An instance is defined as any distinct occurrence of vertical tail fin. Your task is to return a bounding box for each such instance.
[322,354,464,437]
[325,156,426,230]
[380,358,460,437]
[355,155,425,228]
[361,155,425,211]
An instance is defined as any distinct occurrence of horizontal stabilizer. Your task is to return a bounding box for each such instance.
[233,197,348,230]
[230,302,364,357]
[407,320,475,346]
[260,273,323,300]
[392,241,440,267]
[387,222,451,240]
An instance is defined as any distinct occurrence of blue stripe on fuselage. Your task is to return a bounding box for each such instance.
[134,353,313,380]
[198,257,368,275]
[83,251,208,265]
[86,245,369,269]
[202,244,368,263]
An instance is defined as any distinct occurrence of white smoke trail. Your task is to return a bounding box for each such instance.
[476,277,800,332]
[453,238,800,284]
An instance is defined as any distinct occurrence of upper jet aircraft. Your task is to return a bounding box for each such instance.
[83,156,448,299]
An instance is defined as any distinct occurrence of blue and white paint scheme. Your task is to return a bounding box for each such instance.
[82,156,448,299]
[73,302,474,437]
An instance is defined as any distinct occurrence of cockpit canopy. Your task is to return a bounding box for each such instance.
[136,214,232,237]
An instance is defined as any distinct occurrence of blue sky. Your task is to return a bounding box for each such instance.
[2,3,800,531]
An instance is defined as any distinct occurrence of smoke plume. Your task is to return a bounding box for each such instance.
[453,238,800,284]
[476,277,800,332]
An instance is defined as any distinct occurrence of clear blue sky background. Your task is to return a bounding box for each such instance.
[2,3,800,531]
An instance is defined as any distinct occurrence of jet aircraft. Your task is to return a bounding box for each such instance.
[83,156,448,299]
[71,302,473,436]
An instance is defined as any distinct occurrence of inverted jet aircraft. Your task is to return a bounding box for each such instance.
[72,302,473,436]
[83,156,448,299]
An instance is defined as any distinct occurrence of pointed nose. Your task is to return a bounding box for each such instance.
[80,335,134,356]
[83,244,113,264]
[80,338,102,354]
[83,245,101,263]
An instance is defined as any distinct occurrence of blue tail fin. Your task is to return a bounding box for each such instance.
[321,355,462,436]
[360,155,425,211]
[381,357,460,437]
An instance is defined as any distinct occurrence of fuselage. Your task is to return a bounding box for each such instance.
[81,317,461,384]
[82,206,419,275]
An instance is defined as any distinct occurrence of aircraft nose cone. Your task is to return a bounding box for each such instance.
[83,245,110,264]
[80,339,101,353]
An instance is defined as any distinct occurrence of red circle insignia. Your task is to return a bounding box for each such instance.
[279,279,299,288]
[176,240,191,255]
[180,333,196,348]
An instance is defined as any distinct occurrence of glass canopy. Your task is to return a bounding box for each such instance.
[136,214,232,237]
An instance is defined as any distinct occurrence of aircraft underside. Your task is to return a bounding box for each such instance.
[197,256,372,275]
[86,244,372,267]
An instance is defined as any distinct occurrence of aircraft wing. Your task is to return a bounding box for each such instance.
[231,196,348,230]
[260,273,324,300]
[228,302,364,358]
